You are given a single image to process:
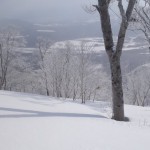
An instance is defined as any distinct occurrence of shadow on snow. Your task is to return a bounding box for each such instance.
[0,107,106,119]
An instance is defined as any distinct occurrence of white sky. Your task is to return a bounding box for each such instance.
[0,0,135,23]
[0,0,98,23]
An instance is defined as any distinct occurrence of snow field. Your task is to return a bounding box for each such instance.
[0,90,150,150]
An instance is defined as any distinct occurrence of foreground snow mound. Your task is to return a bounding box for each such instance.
[0,90,150,150]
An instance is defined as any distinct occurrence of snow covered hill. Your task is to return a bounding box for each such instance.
[0,90,150,150]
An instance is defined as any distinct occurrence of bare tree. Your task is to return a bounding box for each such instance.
[36,37,53,96]
[125,65,150,106]
[93,0,136,121]
[77,41,94,103]
[132,0,150,48]
[61,42,74,98]
[0,27,25,90]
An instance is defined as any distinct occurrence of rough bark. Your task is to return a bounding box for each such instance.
[110,55,124,120]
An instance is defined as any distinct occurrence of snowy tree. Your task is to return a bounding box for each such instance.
[36,37,53,96]
[34,39,110,102]
[0,27,25,90]
[125,65,150,106]
[132,0,150,49]
[76,42,94,103]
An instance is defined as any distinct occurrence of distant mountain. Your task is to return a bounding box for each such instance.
[0,19,139,48]
[0,19,102,47]
[0,19,120,47]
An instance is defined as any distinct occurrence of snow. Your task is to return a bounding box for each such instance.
[0,90,150,150]
[13,36,147,54]
[15,48,37,53]
[34,23,64,27]
[37,30,55,33]
[51,36,147,54]
[34,24,53,27]
[123,45,148,51]
[51,37,105,53]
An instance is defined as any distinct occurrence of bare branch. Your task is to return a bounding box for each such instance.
[92,5,100,13]
[118,0,127,21]
[82,4,97,14]
[98,0,114,57]
[115,0,136,57]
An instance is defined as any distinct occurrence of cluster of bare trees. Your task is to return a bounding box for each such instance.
[2,28,150,108]
[35,38,111,103]
[0,27,111,103]
[124,65,150,107]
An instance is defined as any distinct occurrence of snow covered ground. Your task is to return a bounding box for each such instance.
[51,36,148,53]
[16,36,148,55]
[0,90,150,150]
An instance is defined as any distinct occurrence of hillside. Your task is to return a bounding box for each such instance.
[0,90,150,150]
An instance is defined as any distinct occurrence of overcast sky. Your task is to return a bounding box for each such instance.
[0,0,100,23]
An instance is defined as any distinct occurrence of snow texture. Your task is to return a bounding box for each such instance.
[0,90,150,150]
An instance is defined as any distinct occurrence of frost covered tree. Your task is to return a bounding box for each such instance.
[132,0,150,48]
[34,39,110,101]
[93,0,136,121]
[125,65,150,106]
[36,40,77,98]
[59,42,75,98]
[77,42,93,103]
[36,37,53,96]
[0,27,25,90]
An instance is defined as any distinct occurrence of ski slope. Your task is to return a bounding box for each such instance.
[0,90,150,150]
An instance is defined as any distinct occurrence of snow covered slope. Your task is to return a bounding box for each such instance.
[0,90,150,150]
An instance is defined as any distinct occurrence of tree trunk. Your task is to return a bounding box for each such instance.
[110,56,124,121]
[94,0,136,121]
[97,0,125,121]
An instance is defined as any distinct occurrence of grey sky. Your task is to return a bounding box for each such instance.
[0,0,99,23]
